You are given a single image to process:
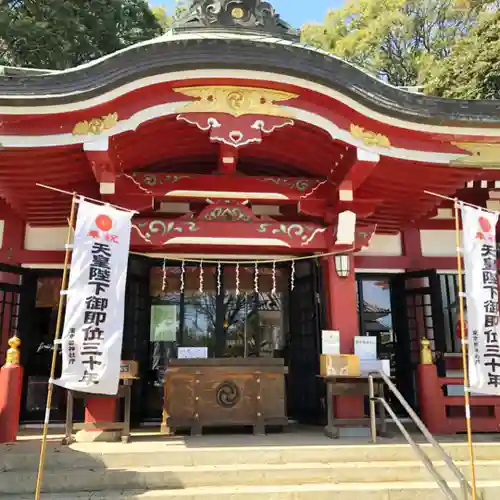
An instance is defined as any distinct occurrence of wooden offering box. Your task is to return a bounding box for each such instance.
[163,358,288,435]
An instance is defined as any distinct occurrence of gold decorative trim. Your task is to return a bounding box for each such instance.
[173,86,297,118]
[72,112,118,136]
[451,142,500,167]
[4,335,21,366]
[350,124,391,148]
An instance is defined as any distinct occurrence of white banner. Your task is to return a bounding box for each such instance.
[54,200,133,395]
[462,203,500,395]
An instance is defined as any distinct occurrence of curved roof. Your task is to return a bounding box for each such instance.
[0,31,499,127]
[0,0,495,231]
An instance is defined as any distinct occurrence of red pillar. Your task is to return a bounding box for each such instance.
[0,206,25,361]
[76,397,118,441]
[325,253,364,419]
[75,396,121,443]
[85,397,117,425]
[0,337,23,443]
[417,363,449,434]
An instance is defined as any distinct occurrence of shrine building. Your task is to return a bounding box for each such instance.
[1,0,500,434]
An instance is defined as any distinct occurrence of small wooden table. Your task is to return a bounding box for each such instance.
[320,375,387,439]
[62,361,139,445]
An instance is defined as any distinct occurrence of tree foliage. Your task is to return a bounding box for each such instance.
[151,6,173,31]
[0,0,163,70]
[301,0,496,87]
[424,11,500,98]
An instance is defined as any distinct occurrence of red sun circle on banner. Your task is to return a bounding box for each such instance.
[479,216,492,233]
[95,214,113,232]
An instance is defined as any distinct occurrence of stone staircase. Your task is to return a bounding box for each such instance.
[1,432,500,499]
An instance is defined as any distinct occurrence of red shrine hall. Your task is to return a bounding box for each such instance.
[1,0,500,439]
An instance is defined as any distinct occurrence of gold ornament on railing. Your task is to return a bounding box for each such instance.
[420,337,433,365]
[4,335,21,366]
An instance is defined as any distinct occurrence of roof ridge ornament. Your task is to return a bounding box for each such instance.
[173,0,300,40]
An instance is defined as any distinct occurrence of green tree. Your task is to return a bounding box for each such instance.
[0,0,162,70]
[152,6,173,31]
[301,0,494,87]
[425,11,500,98]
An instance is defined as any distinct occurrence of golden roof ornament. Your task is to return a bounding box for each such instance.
[350,124,391,149]
[174,85,297,118]
[451,142,500,167]
[4,335,21,366]
[72,112,118,136]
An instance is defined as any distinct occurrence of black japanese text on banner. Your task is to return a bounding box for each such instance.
[462,203,500,395]
[53,200,132,395]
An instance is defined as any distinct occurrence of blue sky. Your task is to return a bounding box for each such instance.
[149,1,344,27]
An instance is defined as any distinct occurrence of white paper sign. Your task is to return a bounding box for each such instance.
[54,200,132,395]
[322,330,340,355]
[354,336,377,360]
[178,347,209,359]
[462,204,500,395]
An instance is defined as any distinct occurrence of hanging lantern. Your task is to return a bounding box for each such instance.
[334,254,351,278]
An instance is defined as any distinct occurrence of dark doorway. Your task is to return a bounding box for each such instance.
[17,269,82,423]
[286,260,325,424]
[391,270,446,411]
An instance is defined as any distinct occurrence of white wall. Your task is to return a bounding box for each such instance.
[420,229,460,257]
[356,233,402,256]
[24,226,69,251]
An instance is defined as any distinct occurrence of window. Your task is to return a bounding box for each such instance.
[439,273,462,354]
[149,264,288,359]
[356,276,394,360]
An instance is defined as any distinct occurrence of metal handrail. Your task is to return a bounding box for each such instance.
[368,371,476,500]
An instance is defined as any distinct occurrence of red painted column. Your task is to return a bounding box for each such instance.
[78,397,118,441]
[325,253,364,419]
[85,397,117,424]
[0,206,25,361]
[0,203,25,266]
[0,337,23,443]
[401,227,423,270]
[417,363,449,434]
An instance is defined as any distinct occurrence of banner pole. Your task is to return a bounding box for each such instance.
[34,195,78,500]
[454,200,478,500]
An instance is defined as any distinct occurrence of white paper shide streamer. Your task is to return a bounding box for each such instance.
[462,203,500,395]
[199,261,204,294]
[217,262,222,295]
[272,261,277,295]
[180,260,185,294]
[54,200,133,395]
[162,258,167,295]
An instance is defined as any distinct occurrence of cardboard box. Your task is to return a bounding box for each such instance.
[320,354,360,377]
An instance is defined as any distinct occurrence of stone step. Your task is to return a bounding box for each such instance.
[1,460,498,495]
[4,439,500,471]
[1,481,499,500]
